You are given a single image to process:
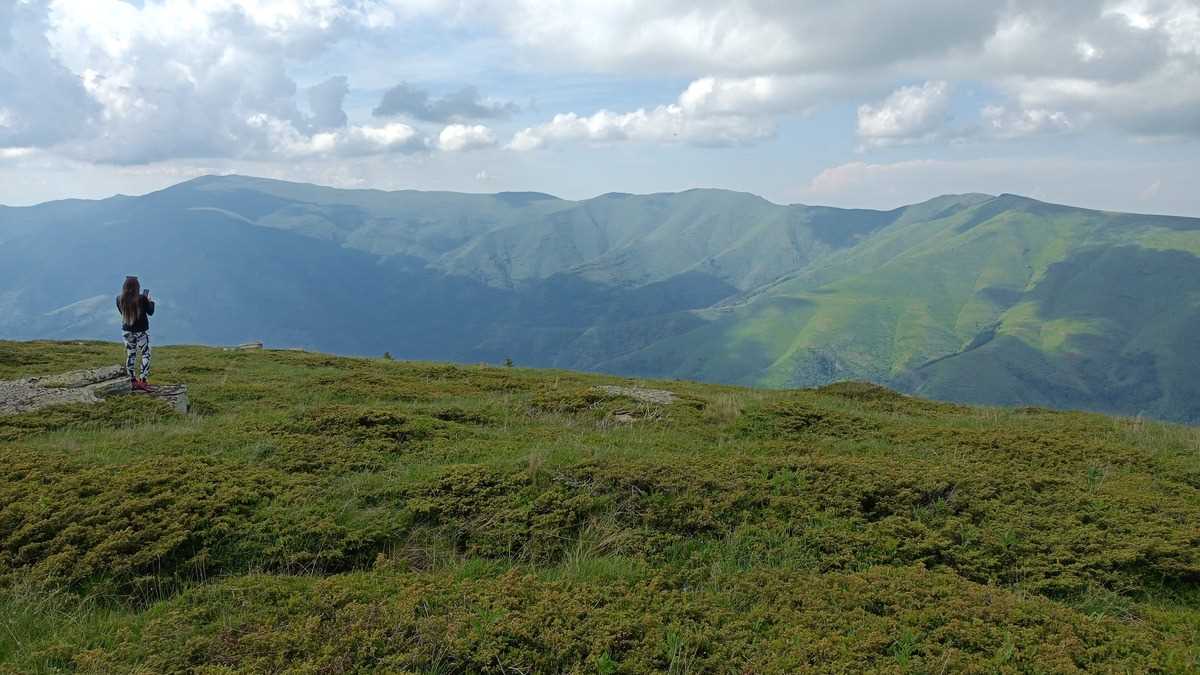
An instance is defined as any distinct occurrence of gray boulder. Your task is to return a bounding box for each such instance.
[0,365,189,416]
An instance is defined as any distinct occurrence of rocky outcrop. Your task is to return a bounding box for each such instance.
[593,385,676,405]
[0,365,189,416]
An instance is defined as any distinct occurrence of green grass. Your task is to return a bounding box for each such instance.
[0,340,1197,673]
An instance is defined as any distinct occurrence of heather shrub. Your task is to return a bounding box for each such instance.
[0,342,1196,671]
[0,396,177,442]
[77,566,1181,673]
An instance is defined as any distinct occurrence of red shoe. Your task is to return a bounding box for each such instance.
[133,379,151,392]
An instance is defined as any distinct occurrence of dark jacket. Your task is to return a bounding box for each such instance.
[117,294,155,332]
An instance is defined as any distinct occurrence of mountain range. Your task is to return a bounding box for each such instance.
[2,174,1198,421]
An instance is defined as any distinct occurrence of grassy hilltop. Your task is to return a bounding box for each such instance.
[0,340,1198,673]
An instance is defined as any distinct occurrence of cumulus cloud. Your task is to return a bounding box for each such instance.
[0,0,451,163]
[975,2,1200,139]
[0,147,36,162]
[247,115,424,158]
[856,84,1080,146]
[486,1,1200,142]
[509,76,786,151]
[981,105,1076,139]
[676,75,843,116]
[856,81,952,147]
[980,5,1170,83]
[509,105,774,151]
[437,124,497,152]
[483,0,1002,76]
[0,1,98,148]
[373,83,518,122]
[19,0,321,161]
[2,0,1198,200]
[1002,68,1200,139]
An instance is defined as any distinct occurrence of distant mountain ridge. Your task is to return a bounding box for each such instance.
[2,174,1198,421]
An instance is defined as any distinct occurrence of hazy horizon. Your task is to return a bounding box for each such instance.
[6,172,1200,220]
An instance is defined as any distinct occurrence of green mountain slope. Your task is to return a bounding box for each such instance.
[906,245,1200,420]
[609,195,1200,421]
[0,174,929,374]
[164,176,931,291]
[1,175,1198,421]
[0,342,1197,671]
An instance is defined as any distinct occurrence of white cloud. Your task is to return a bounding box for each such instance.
[483,0,1000,76]
[978,2,1200,138]
[48,0,403,65]
[340,122,425,155]
[0,147,36,161]
[488,1,1200,141]
[508,104,774,151]
[437,124,497,152]
[1160,1,1200,56]
[509,75,789,151]
[855,86,1080,147]
[1001,64,1200,139]
[1,0,1198,211]
[0,1,98,148]
[4,0,453,163]
[981,105,1076,139]
[676,75,843,116]
[247,114,424,158]
[856,81,951,147]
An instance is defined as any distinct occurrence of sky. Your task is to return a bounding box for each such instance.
[0,0,1198,215]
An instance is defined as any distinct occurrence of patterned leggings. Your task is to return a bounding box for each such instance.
[123,331,151,380]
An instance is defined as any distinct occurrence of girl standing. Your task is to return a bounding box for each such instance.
[116,276,155,391]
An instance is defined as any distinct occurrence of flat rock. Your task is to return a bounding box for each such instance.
[594,385,676,405]
[0,365,189,416]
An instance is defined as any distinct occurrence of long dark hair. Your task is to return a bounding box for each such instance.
[119,276,141,326]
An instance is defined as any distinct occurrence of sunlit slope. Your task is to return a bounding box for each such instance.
[154,176,915,290]
[610,195,1200,421]
[443,189,913,290]
[909,243,1200,420]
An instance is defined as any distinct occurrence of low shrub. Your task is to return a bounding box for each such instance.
[279,405,445,445]
[0,397,177,442]
[0,451,408,598]
[0,342,1195,671]
[78,566,1181,673]
[738,398,879,440]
